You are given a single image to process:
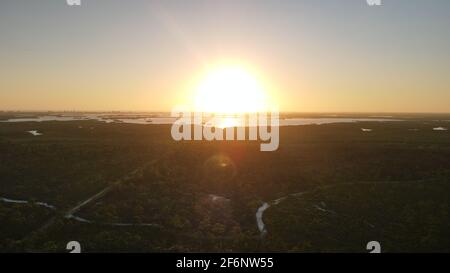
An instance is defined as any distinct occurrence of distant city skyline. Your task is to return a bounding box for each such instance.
[1,0,450,112]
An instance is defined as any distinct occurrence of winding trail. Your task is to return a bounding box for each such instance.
[1,161,164,233]
[14,161,160,244]
[65,162,154,219]
[255,179,431,237]
[1,195,163,228]
[256,192,305,235]
[1,197,56,210]
[2,176,433,243]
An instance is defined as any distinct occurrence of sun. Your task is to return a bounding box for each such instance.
[193,65,269,114]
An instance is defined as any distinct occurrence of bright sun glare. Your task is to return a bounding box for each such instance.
[194,66,269,114]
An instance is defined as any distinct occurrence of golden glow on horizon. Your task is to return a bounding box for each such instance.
[193,65,270,114]
[215,116,243,128]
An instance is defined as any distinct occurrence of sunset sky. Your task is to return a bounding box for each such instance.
[1,0,450,112]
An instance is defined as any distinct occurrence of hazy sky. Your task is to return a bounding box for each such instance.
[1,0,450,112]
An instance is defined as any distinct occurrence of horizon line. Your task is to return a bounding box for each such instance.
[1,110,450,115]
